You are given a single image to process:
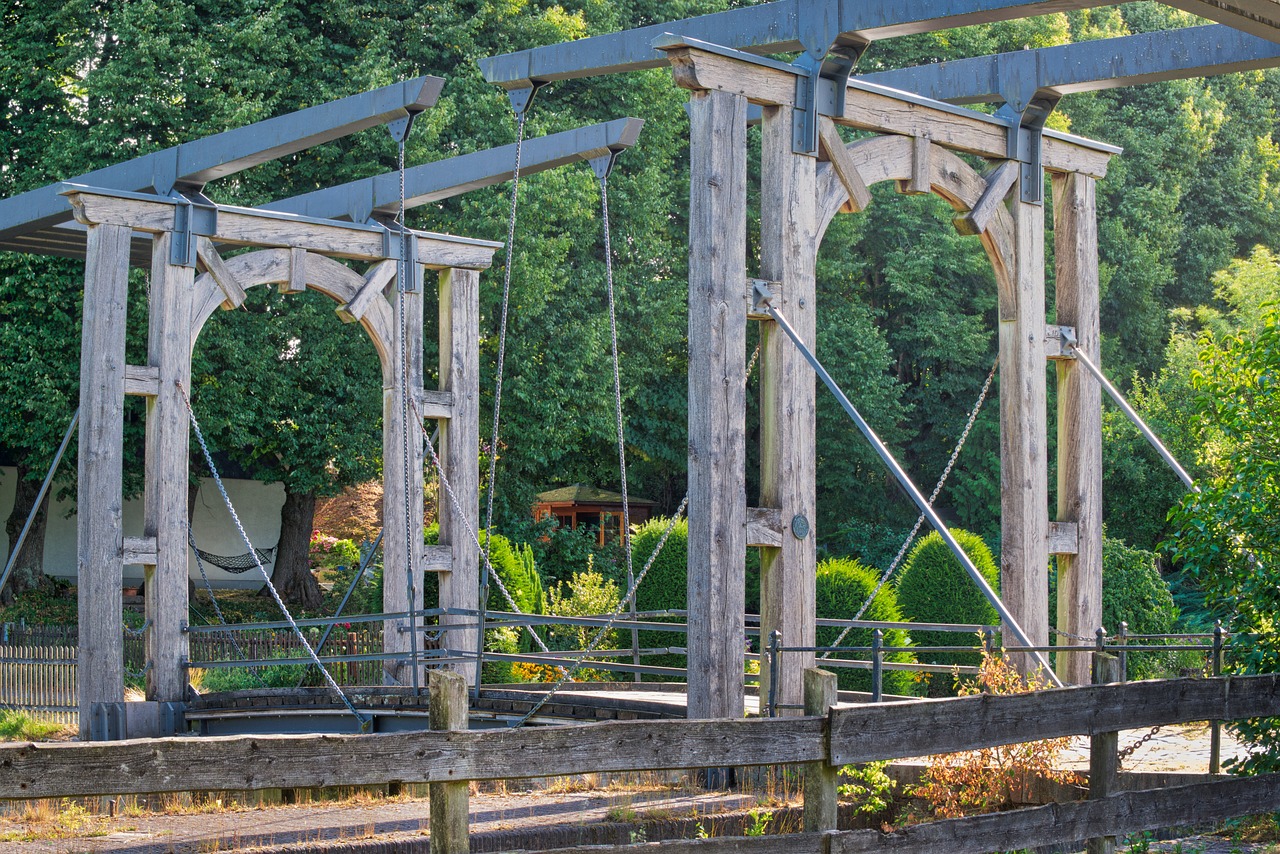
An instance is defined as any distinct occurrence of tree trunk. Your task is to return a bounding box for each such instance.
[2,465,51,604]
[270,489,322,610]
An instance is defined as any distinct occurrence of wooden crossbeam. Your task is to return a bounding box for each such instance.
[954,160,1019,236]
[194,238,247,309]
[817,119,872,214]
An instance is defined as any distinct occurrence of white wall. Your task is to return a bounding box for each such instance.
[0,466,285,590]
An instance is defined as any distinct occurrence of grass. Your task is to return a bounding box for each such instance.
[0,799,117,842]
[0,709,72,741]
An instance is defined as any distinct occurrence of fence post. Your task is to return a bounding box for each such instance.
[803,667,839,834]
[871,629,883,703]
[1210,621,1224,774]
[767,630,781,718]
[1116,621,1128,682]
[430,669,469,854]
[1088,651,1120,854]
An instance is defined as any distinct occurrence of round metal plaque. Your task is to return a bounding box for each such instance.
[791,514,810,540]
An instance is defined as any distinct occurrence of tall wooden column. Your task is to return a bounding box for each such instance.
[1053,172,1103,685]
[686,87,748,721]
[76,223,132,737]
[382,261,426,687]
[999,187,1050,671]
[144,232,194,703]
[437,267,480,685]
[758,105,818,714]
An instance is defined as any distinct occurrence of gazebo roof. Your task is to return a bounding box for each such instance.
[535,484,656,506]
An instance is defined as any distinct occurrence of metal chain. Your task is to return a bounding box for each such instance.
[823,358,998,656]
[396,136,420,692]
[747,342,761,379]
[1118,725,1162,765]
[600,173,634,587]
[511,494,690,728]
[177,381,369,728]
[1052,626,1095,643]
[481,110,529,586]
[122,618,152,638]
[408,396,552,655]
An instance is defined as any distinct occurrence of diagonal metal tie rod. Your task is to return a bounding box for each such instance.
[1061,334,1196,492]
[753,282,1062,687]
[0,408,78,598]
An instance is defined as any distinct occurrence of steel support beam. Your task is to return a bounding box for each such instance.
[478,0,1117,92]
[0,77,443,241]
[265,117,643,222]
[1163,0,1280,44]
[863,25,1280,105]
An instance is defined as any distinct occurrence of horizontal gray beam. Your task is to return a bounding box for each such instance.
[264,117,643,221]
[862,25,1280,105]
[1163,0,1280,44]
[0,77,443,241]
[478,0,1114,90]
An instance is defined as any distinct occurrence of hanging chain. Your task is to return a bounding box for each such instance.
[177,381,369,728]
[747,342,761,380]
[396,135,421,692]
[511,494,690,728]
[600,173,634,587]
[1118,725,1162,766]
[482,110,529,576]
[823,358,998,656]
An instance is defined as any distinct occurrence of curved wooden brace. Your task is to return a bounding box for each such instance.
[816,135,1017,320]
[190,248,397,385]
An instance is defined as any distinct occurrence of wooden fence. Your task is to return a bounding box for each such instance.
[3,665,1279,853]
[0,643,77,725]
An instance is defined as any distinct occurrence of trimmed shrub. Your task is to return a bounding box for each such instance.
[632,517,689,672]
[895,529,1000,679]
[815,557,917,695]
[1100,537,1181,680]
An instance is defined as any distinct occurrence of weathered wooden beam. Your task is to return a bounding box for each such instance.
[438,268,481,683]
[0,715,827,798]
[284,248,308,293]
[1044,324,1077,360]
[759,104,818,715]
[803,669,838,833]
[686,86,749,721]
[429,670,469,854]
[999,184,1049,675]
[337,260,398,323]
[1054,172,1103,687]
[415,388,454,420]
[123,365,160,397]
[896,134,932,195]
[63,188,501,269]
[829,674,1280,765]
[1088,653,1121,854]
[76,222,132,738]
[828,772,1280,853]
[817,118,871,214]
[657,43,1115,178]
[954,160,1019,236]
[1047,521,1079,556]
[423,544,453,573]
[143,232,195,703]
[194,237,247,310]
[746,506,784,548]
[121,536,157,566]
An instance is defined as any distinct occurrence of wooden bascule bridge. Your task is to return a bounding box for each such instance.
[3,0,1280,849]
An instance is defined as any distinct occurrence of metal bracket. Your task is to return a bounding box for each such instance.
[996,96,1061,205]
[791,43,867,155]
[588,149,623,181]
[169,188,219,267]
[386,107,423,144]
[751,278,776,315]
[380,223,420,293]
[507,83,544,117]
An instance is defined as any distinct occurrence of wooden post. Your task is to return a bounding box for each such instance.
[429,669,470,853]
[686,87,748,721]
[803,667,839,833]
[759,105,818,716]
[438,267,480,684]
[76,223,132,738]
[1052,172,1103,686]
[143,232,194,703]
[999,187,1050,674]
[382,262,426,687]
[1088,651,1120,854]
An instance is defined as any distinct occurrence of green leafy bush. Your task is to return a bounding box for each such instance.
[632,517,689,672]
[895,529,999,678]
[309,534,360,573]
[815,557,916,695]
[1099,537,1182,680]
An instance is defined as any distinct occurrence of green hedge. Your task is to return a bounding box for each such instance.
[815,557,917,696]
[1100,537,1181,680]
[632,517,689,672]
[894,529,1000,680]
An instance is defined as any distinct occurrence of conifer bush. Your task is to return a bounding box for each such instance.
[815,557,917,695]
